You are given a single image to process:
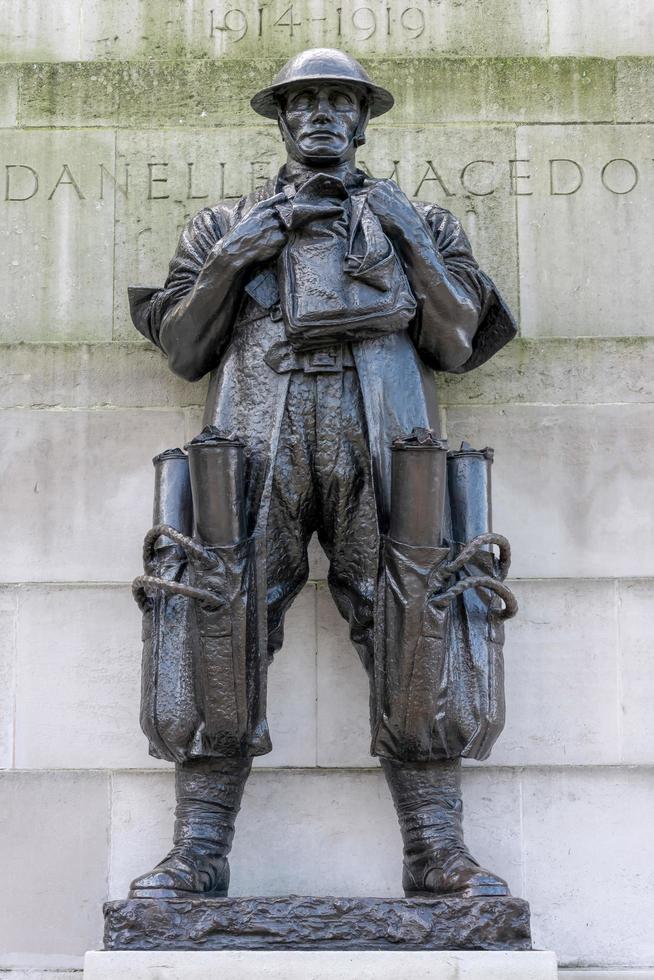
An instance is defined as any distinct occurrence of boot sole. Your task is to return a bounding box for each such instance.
[404,884,510,899]
[128,887,228,900]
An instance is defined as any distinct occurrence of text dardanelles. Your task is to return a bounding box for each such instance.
[1,156,644,203]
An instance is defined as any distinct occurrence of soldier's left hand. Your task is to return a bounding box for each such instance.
[365,179,423,237]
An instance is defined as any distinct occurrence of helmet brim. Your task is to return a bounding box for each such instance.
[250,75,394,120]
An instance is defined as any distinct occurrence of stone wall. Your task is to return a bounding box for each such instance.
[1,1,653,976]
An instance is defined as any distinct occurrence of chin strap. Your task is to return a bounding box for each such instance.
[353,104,370,147]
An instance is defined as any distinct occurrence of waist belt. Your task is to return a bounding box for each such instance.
[236,300,356,373]
[264,339,355,374]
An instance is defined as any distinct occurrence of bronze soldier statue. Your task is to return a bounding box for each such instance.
[128,49,518,902]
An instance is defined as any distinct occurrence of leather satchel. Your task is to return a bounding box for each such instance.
[276,173,416,351]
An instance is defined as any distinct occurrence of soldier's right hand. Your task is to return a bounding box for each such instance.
[220,194,289,266]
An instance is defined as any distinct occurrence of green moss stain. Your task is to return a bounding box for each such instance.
[16,57,618,128]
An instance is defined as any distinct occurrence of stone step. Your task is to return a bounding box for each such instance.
[84,948,558,980]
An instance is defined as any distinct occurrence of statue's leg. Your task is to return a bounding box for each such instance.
[380,757,509,898]
[128,756,251,899]
[315,368,378,674]
[130,376,317,900]
[265,372,317,658]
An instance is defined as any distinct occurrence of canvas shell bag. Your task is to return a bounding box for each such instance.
[132,440,271,763]
[371,436,518,763]
[276,174,416,351]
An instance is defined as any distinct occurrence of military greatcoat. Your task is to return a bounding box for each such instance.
[129,171,516,763]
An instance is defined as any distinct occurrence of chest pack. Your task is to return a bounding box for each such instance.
[273,174,417,351]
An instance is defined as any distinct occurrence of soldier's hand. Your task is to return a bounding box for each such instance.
[365,179,423,238]
[221,194,289,265]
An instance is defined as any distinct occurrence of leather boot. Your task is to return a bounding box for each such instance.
[129,756,252,899]
[381,757,509,898]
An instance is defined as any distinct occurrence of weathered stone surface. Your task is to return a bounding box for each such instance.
[522,767,654,967]
[616,58,654,123]
[19,60,271,130]
[562,974,654,980]
[308,534,329,581]
[459,769,524,893]
[0,343,204,409]
[0,588,17,768]
[113,124,517,338]
[370,58,613,125]
[109,772,174,899]
[0,66,18,127]
[183,407,206,445]
[13,584,160,770]
[491,579,619,766]
[81,0,206,61]
[0,972,82,980]
[103,895,531,952]
[0,408,186,583]
[618,580,654,764]
[19,63,122,128]
[0,130,115,342]
[16,58,614,128]
[445,404,654,578]
[0,771,108,963]
[316,584,373,767]
[516,124,654,337]
[257,585,318,768]
[81,0,548,60]
[549,0,654,56]
[317,579,621,767]
[0,0,81,61]
[108,768,523,900]
[84,949,559,980]
[441,338,654,407]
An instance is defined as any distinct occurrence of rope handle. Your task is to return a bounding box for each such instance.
[441,532,512,582]
[133,524,226,612]
[132,574,225,613]
[142,524,217,574]
[431,573,518,621]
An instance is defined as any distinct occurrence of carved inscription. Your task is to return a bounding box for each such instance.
[208,1,429,47]
[2,156,649,203]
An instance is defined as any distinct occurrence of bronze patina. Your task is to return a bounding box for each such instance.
[119,48,522,948]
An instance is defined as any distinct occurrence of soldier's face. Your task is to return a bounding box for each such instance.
[279,83,364,163]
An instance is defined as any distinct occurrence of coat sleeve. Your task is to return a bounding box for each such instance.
[403,204,517,374]
[127,205,246,382]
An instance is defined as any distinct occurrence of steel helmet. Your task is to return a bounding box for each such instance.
[250,48,394,119]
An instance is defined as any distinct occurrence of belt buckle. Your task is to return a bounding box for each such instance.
[303,346,343,373]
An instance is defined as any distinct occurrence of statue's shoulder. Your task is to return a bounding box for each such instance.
[186,181,274,241]
[411,199,461,230]
[410,199,472,250]
[184,201,241,242]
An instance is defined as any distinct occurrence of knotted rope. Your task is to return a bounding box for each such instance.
[432,532,518,620]
[132,523,224,613]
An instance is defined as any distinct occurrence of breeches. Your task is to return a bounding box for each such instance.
[265,368,379,672]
